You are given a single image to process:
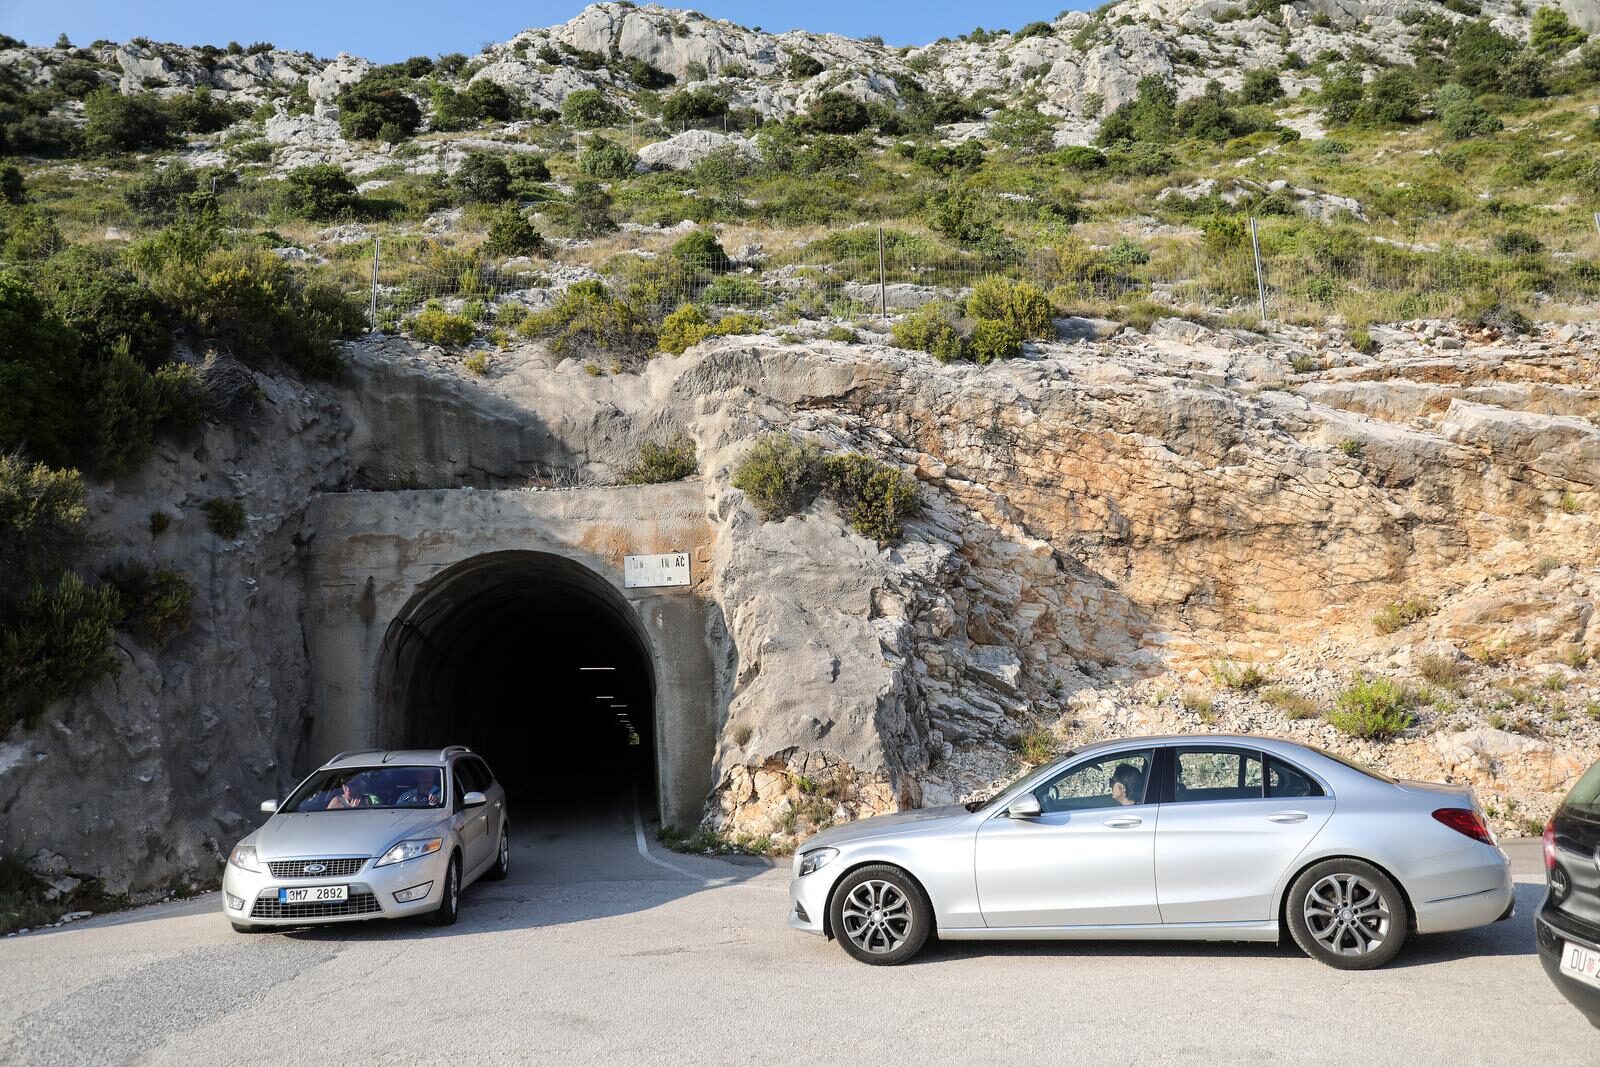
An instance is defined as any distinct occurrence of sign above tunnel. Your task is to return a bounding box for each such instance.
[624,552,692,589]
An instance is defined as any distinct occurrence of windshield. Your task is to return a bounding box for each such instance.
[282,766,445,812]
[964,750,1078,812]
[1566,760,1600,817]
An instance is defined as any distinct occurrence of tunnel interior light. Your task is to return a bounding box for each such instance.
[593,695,613,700]
[579,666,616,671]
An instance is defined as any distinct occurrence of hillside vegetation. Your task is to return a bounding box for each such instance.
[0,0,1597,722]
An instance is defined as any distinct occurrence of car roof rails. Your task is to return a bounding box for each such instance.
[328,748,386,764]
[439,744,472,760]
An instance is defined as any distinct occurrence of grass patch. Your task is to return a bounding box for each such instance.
[1372,597,1434,635]
[1259,686,1319,720]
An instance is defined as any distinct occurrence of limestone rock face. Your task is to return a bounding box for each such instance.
[307,53,372,102]
[637,129,759,170]
[0,366,350,896]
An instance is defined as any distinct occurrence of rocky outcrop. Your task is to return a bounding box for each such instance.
[637,129,759,170]
[0,367,349,896]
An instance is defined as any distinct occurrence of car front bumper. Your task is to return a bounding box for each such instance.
[221,852,450,927]
[787,861,846,937]
[1535,897,1600,1029]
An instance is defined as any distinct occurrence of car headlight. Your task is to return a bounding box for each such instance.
[374,838,444,868]
[798,847,838,877]
[228,844,262,873]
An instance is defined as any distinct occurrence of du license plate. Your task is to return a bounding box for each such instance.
[278,884,348,904]
[1561,941,1600,988]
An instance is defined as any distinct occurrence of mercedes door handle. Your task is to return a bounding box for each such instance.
[1268,811,1309,823]
[1103,816,1142,828]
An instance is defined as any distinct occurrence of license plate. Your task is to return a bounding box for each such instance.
[278,884,348,904]
[1561,941,1600,989]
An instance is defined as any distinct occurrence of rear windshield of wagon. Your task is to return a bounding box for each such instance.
[1565,760,1600,818]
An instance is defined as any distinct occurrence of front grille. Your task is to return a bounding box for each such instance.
[251,890,382,920]
[267,858,367,878]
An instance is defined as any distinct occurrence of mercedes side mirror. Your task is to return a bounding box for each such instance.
[463,790,487,808]
[260,799,278,814]
[1007,794,1041,818]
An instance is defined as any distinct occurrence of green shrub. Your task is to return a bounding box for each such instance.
[561,89,623,128]
[411,303,476,347]
[662,88,728,126]
[1372,596,1434,634]
[788,53,825,79]
[623,437,697,484]
[0,571,121,737]
[968,318,1024,363]
[806,92,871,133]
[280,164,360,221]
[1240,67,1285,104]
[451,150,512,203]
[82,89,175,153]
[1436,84,1501,140]
[821,452,923,541]
[0,454,86,589]
[0,271,84,468]
[656,303,759,354]
[1529,7,1586,58]
[35,247,172,369]
[1053,145,1107,171]
[203,497,246,539]
[967,277,1056,338]
[732,435,828,519]
[1328,677,1415,740]
[102,561,192,648]
[578,137,637,179]
[131,224,365,378]
[125,162,202,224]
[669,228,730,272]
[482,206,544,257]
[335,75,423,140]
[463,351,490,376]
[165,86,245,134]
[148,510,171,537]
[517,280,655,360]
[891,300,969,362]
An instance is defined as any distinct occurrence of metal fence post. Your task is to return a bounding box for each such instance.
[877,226,887,319]
[369,236,380,332]
[1593,211,1600,239]
[1249,216,1268,323]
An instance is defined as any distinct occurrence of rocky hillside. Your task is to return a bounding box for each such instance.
[1,1,1599,916]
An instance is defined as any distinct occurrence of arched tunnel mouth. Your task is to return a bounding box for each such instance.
[374,551,657,818]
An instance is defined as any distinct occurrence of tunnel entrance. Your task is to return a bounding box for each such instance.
[374,551,658,816]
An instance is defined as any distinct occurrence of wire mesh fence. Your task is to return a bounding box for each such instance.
[327,218,1600,348]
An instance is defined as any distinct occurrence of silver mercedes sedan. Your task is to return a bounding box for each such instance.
[788,734,1514,968]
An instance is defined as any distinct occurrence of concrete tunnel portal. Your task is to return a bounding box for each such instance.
[302,485,721,831]
[374,551,658,809]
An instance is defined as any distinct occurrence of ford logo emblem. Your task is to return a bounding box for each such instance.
[303,863,326,875]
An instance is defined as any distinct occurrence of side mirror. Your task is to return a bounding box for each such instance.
[463,790,487,808]
[260,799,278,814]
[1007,794,1041,818]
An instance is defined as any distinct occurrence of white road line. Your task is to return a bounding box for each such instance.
[630,792,739,887]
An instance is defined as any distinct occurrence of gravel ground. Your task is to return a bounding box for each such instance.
[0,803,1590,1066]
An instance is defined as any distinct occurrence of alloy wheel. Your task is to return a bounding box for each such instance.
[840,879,914,955]
[1303,872,1391,956]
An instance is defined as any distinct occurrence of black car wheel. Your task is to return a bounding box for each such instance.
[429,854,461,927]
[1286,858,1408,969]
[828,864,932,966]
[486,826,510,881]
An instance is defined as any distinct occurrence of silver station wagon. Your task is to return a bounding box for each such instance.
[222,746,509,931]
[788,734,1514,968]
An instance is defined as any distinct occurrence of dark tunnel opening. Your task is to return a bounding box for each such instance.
[375,552,657,817]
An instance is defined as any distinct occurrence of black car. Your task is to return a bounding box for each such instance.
[1536,758,1600,1029]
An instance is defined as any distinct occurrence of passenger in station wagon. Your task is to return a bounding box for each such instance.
[325,775,369,809]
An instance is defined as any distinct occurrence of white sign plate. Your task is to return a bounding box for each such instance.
[625,552,691,589]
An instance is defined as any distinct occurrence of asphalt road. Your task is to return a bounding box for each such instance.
[0,801,1592,1066]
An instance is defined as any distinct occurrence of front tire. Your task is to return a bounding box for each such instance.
[827,864,932,966]
[1286,858,1408,970]
[428,854,461,927]
[485,826,510,881]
